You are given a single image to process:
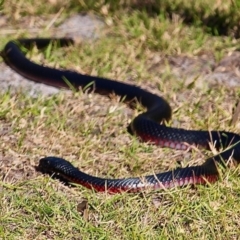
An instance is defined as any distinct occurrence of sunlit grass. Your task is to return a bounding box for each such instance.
[1,0,240,239]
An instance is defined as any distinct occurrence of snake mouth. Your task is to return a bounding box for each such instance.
[36,158,51,173]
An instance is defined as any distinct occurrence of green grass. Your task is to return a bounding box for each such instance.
[1,0,240,239]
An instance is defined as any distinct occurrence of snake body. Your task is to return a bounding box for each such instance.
[2,39,240,193]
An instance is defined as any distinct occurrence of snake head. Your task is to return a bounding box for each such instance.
[38,156,71,172]
[37,156,77,186]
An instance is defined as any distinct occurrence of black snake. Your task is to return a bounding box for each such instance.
[2,38,240,193]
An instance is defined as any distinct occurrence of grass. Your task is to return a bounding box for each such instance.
[1,0,240,239]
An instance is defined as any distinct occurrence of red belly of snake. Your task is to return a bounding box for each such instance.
[2,39,240,193]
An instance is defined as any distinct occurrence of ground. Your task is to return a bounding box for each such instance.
[1,1,240,239]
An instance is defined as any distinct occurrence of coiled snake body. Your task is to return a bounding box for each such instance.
[2,39,240,193]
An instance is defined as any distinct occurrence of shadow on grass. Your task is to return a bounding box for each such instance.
[48,0,240,38]
[129,0,240,38]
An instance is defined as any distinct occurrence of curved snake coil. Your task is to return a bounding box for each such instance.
[2,38,240,193]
